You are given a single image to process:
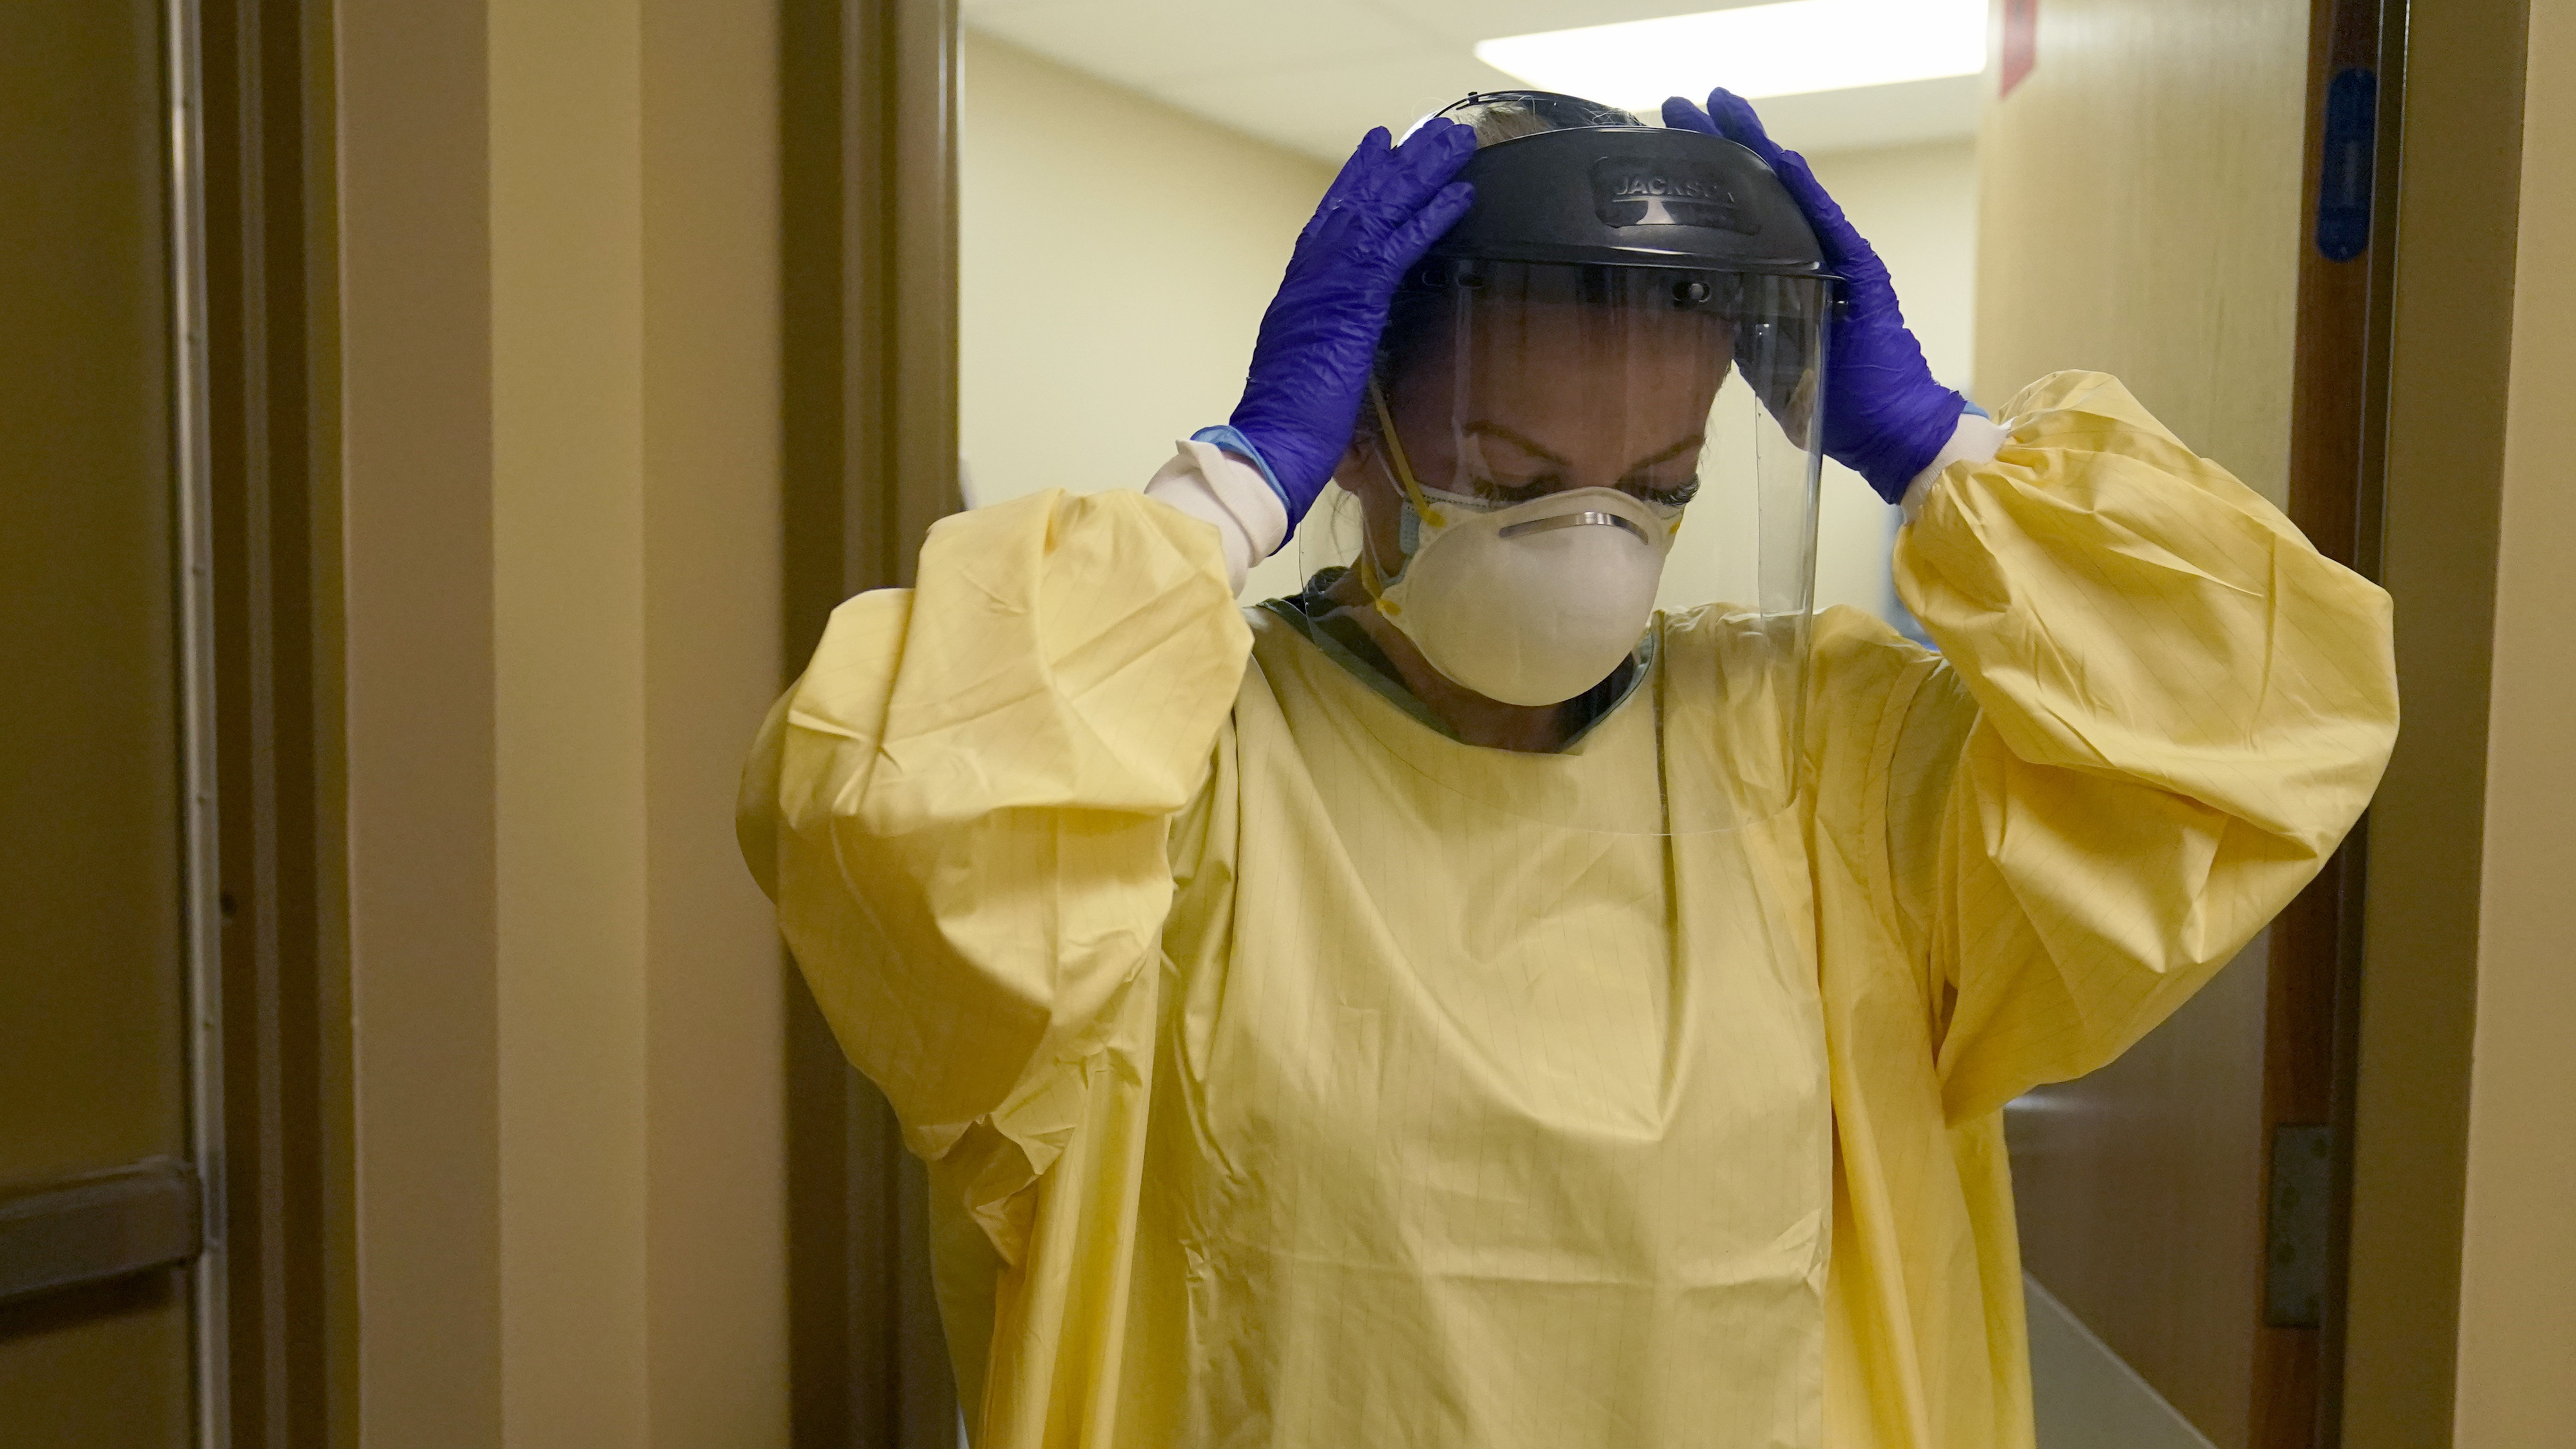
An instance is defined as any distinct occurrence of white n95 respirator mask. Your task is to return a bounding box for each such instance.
[1363,385,1680,707]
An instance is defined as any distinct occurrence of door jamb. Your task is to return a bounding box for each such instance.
[778,1,964,1443]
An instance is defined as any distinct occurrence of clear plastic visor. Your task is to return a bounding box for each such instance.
[1291,261,1830,835]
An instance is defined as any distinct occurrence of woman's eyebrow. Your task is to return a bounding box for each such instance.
[1461,421,1572,468]
[1625,435,1707,471]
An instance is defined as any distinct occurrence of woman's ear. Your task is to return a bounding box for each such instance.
[1333,438,1408,569]
[1333,436,1387,503]
[1331,436,1366,486]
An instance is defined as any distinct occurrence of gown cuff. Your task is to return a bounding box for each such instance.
[1899,413,2011,523]
[1143,437,1293,596]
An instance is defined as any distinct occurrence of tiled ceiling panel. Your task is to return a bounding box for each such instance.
[962,0,1984,162]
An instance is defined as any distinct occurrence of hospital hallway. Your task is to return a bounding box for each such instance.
[1,1,2569,1446]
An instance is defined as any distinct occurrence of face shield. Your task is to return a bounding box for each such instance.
[1294,92,1833,835]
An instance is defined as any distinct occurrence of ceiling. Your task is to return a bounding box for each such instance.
[960,0,1985,163]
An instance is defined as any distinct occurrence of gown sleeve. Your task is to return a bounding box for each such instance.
[737,487,1251,1217]
[1891,371,2398,1122]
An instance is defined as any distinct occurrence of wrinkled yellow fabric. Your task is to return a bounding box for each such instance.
[738,372,2398,1448]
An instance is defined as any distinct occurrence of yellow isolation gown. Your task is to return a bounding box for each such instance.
[738,373,2398,1448]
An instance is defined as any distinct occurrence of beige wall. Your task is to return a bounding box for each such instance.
[631,1,789,1434]
[1807,138,1978,622]
[1973,0,2306,508]
[489,1,649,1437]
[958,29,1332,602]
[2453,0,2576,1439]
[490,0,787,1440]
[339,0,786,1442]
[1811,141,1979,395]
[338,2,502,1439]
[960,32,1977,624]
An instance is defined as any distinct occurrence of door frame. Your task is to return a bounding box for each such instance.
[777,0,965,1443]
[2244,1,2536,1441]
[2264,0,2392,1443]
[2337,0,2532,1444]
[198,0,356,1441]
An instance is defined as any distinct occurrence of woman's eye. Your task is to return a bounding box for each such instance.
[1476,473,1561,501]
[1627,475,1702,507]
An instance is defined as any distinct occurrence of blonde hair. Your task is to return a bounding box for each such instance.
[1462,104,1557,146]
[1437,94,1644,147]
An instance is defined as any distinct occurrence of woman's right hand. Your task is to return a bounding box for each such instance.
[1223,120,1476,525]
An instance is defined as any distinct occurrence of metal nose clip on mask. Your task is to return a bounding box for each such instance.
[1364,379,1682,708]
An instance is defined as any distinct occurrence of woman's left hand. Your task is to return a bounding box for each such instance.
[1664,88,1965,503]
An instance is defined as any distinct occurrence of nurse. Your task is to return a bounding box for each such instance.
[739,88,2398,1448]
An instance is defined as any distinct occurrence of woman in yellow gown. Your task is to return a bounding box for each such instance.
[738,89,2397,1448]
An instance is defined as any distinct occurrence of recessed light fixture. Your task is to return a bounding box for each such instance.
[1475,0,1987,111]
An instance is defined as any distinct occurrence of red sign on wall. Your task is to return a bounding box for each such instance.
[2001,0,2039,97]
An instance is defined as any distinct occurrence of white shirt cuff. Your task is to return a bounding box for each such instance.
[1142,438,1292,597]
[1899,415,2010,523]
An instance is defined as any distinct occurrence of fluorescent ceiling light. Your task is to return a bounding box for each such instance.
[1475,0,1986,110]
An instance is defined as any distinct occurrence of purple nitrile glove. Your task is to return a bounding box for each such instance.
[1224,120,1477,524]
[1664,89,1966,504]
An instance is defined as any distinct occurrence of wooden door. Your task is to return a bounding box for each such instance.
[1978,1,2389,1446]
[0,0,219,1442]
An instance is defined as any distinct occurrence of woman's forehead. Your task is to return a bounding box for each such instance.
[1401,299,1727,371]
[1391,305,1732,411]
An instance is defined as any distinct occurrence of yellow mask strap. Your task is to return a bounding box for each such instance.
[1356,537,1389,603]
[1368,378,1444,528]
